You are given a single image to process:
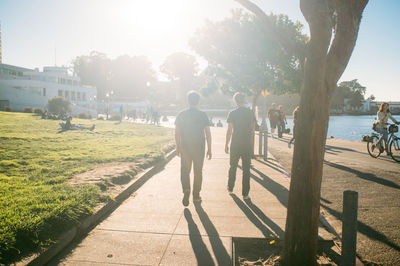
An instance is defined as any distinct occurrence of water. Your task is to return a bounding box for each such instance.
[157,114,400,142]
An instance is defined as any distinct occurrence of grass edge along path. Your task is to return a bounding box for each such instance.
[0,112,173,264]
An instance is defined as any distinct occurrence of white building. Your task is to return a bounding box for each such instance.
[0,64,97,116]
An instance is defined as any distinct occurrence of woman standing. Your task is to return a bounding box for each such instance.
[375,102,399,155]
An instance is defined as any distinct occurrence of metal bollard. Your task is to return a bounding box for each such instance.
[263,131,268,161]
[342,190,358,266]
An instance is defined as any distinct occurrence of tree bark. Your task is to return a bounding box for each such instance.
[283,1,332,264]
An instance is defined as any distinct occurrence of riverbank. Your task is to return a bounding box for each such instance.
[266,134,400,265]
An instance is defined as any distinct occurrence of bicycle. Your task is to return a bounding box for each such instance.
[364,123,400,162]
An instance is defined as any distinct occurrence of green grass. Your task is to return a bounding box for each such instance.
[0,112,173,263]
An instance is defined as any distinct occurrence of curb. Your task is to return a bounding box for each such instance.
[22,150,176,266]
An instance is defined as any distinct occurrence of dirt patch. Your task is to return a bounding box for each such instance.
[68,161,146,197]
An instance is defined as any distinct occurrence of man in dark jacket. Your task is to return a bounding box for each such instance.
[225,92,256,200]
[175,91,212,206]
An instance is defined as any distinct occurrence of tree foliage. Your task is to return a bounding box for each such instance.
[110,55,156,100]
[47,97,71,116]
[330,79,366,110]
[190,9,307,103]
[73,52,156,100]
[73,51,111,100]
[160,52,199,103]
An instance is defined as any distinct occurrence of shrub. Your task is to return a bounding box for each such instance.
[47,97,71,116]
[78,112,92,119]
[5,106,12,112]
[33,108,44,115]
[23,107,33,113]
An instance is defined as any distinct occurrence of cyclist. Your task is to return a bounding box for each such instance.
[375,102,399,155]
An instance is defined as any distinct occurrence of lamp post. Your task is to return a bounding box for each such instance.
[106,90,113,120]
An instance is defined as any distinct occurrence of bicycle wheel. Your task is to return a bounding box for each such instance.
[390,137,400,162]
[367,135,382,158]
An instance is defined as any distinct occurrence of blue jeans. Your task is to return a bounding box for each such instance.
[375,127,389,152]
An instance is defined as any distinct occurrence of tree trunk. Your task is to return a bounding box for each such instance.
[234,0,368,264]
[282,2,332,264]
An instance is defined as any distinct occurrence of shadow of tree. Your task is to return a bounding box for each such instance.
[324,160,400,190]
[320,203,400,252]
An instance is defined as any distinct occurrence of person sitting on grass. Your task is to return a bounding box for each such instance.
[59,116,95,131]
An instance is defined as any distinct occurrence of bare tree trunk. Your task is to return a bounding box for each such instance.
[235,0,368,264]
[283,2,332,264]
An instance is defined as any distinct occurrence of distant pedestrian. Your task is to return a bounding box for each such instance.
[288,106,299,149]
[225,92,256,200]
[119,105,123,122]
[267,103,280,138]
[278,105,287,138]
[217,120,223,127]
[175,91,212,206]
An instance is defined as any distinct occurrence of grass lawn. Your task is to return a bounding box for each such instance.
[0,111,173,263]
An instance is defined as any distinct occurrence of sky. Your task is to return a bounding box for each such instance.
[0,0,399,101]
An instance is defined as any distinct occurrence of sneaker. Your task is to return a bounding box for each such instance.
[243,195,251,201]
[227,186,233,194]
[288,142,292,149]
[182,193,189,207]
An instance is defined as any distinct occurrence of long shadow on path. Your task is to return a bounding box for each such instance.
[194,203,231,265]
[324,160,400,190]
[184,209,215,266]
[244,200,285,238]
[230,194,274,238]
[250,166,289,208]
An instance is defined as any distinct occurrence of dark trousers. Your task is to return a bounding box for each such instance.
[228,146,251,196]
[180,148,205,197]
[278,121,285,138]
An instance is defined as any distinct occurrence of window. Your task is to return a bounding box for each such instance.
[67,79,72,85]
[58,90,63,97]
[71,91,76,101]
[65,90,70,99]
[43,88,46,97]
[77,92,81,101]
[82,92,86,101]
[18,72,23,77]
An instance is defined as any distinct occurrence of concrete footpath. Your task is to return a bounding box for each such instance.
[51,128,330,265]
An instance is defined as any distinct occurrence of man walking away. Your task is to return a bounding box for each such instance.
[225,93,256,200]
[175,91,212,207]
